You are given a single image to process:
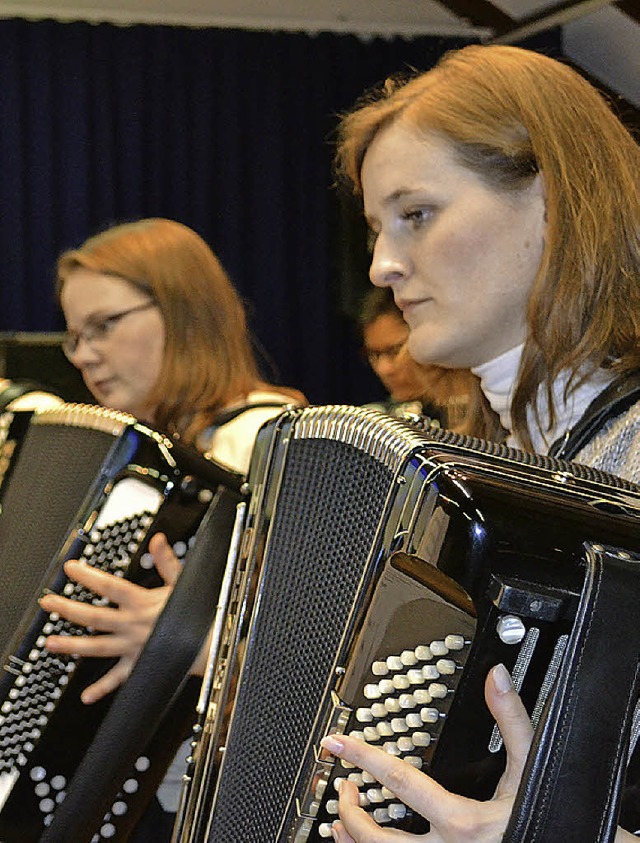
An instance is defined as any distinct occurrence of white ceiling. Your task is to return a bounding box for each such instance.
[1,0,638,106]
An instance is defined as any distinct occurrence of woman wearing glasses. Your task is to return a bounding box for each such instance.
[40,217,306,838]
[56,217,304,458]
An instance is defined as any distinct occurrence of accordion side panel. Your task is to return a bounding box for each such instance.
[205,437,396,842]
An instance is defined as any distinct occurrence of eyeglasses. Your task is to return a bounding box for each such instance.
[365,341,406,367]
[62,301,156,360]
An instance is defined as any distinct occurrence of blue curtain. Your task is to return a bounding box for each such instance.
[0,19,560,404]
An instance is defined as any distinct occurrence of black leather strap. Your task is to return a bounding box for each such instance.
[504,544,640,843]
[549,370,640,460]
[208,400,291,429]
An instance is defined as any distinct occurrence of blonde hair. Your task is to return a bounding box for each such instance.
[337,45,640,447]
[57,218,267,443]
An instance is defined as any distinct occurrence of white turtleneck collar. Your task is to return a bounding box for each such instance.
[472,345,614,454]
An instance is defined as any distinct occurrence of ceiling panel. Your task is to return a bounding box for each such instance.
[0,0,637,108]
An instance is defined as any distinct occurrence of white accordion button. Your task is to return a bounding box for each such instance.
[397,736,414,752]
[445,634,465,650]
[430,640,448,656]
[412,732,432,747]
[400,650,418,666]
[386,656,404,671]
[428,683,448,699]
[388,802,407,820]
[436,659,456,675]
[371,661,389,676]
[421,707,440,724]
[422,665,440,680]
[356,707,374,723]
[377,722,394,737]
[415,645,432,660]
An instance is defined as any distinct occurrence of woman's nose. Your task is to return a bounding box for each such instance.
[369,233,408,288]
[68,336,102,369]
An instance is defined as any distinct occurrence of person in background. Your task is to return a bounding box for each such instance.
[359,285,476,430]
[37,217,306,839]
[324,43,640,841]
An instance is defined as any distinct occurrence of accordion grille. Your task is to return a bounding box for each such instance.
[207,438,394,841]
[0,422,119,659]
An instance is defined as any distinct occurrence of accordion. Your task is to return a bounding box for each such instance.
[0,403,244,842]
[174,404,640,843]
[0,407,34,505]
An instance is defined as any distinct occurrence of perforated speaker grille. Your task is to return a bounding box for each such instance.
[207,438,394,841]
[0,423,119,659]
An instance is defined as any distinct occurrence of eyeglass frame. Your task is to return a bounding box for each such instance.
[364,340,407,367]
[62,300,157,360]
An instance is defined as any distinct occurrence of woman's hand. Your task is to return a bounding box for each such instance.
[38,532,182,704]
[321,664,533,843]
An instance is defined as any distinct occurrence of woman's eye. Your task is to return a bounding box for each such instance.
[401,208,431,227]
[93,318,114,338]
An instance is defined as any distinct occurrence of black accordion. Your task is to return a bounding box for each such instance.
[0,403,244,842]
[174,404,640,843]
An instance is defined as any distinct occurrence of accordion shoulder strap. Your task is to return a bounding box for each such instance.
[549,370,640,460]
[208,400,291,429]
[504,543,640,843]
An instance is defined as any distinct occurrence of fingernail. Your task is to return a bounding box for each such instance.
[321,734,345,756]
[493,663,513,694]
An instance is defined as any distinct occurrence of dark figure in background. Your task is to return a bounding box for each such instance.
[359,286,475,431]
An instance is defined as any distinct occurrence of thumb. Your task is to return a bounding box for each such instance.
[147,532,183,587]
[485,663,533,795]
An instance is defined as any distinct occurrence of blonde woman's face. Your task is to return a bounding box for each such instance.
[60,269,165,422]
[361,123,546,369]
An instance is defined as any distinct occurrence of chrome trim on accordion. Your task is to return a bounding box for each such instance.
[174,405,640,842]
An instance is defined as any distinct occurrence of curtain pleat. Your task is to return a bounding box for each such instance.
[0,18,560,403]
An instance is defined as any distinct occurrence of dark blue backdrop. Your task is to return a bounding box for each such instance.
[0,18,560,404]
